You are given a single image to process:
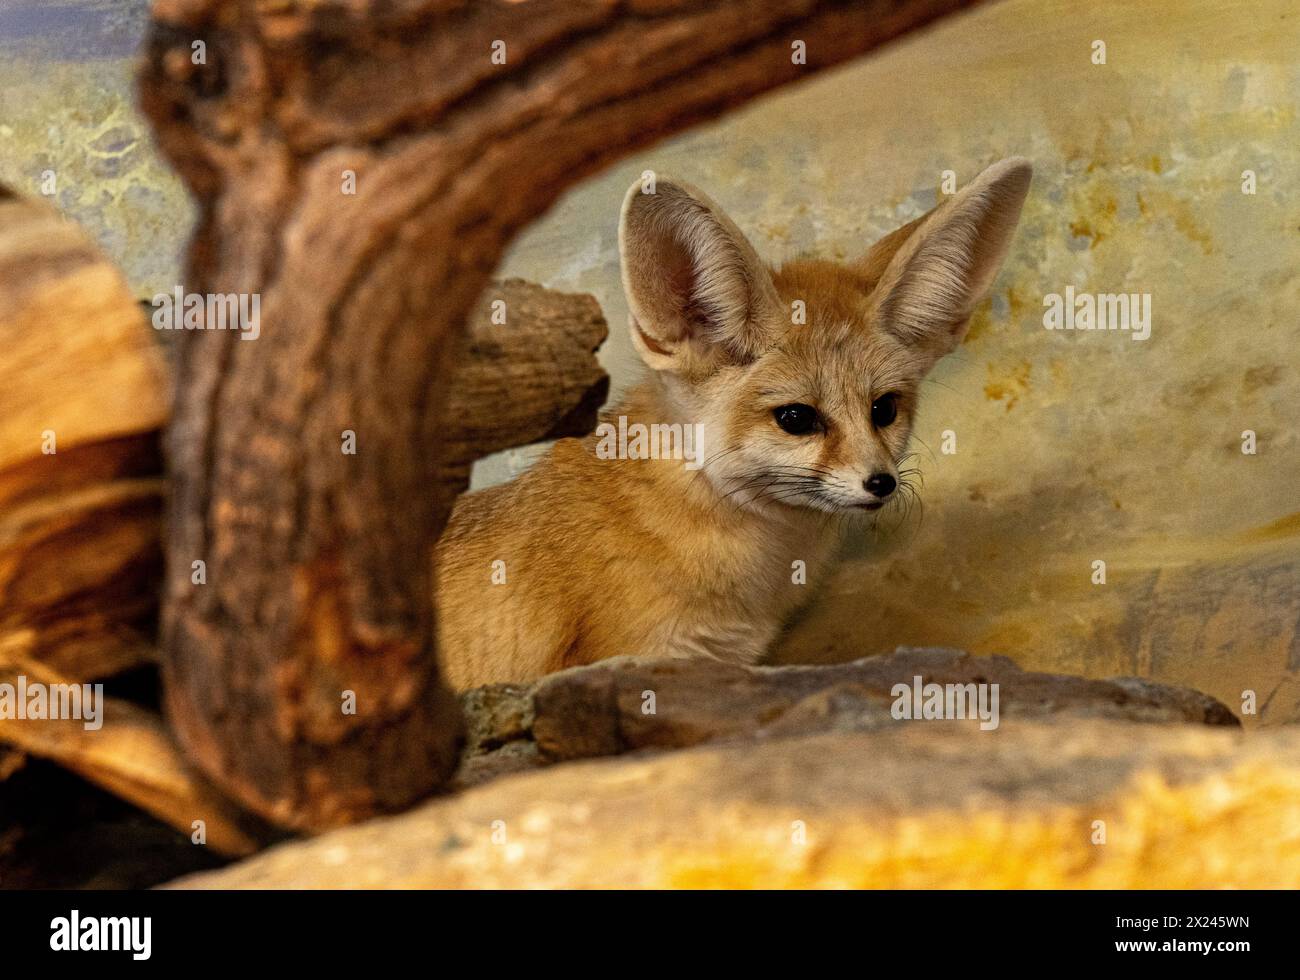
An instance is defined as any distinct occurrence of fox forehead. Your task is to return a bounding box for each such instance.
[757,258,922,402]
[771,257,878,323]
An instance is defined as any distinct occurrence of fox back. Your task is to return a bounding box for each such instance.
[435,159,1032,690]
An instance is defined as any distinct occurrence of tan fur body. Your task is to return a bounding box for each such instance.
[436,162,1031,690]
[436,356,844,690]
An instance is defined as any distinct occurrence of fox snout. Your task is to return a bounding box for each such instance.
[824,454,899,512]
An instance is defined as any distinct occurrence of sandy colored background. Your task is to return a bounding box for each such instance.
[2,0,1296,722]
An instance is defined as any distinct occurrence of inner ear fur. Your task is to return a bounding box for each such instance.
[858,157,1032,355]
[618,178,781,370]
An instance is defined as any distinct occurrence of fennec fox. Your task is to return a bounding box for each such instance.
[436,158,1031,690]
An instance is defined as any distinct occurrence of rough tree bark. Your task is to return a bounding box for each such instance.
[138,0,984,830]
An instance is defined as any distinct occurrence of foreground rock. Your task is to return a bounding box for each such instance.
[159,650,1281,888]
[454,648,1238,786]
[170,717,1299,888]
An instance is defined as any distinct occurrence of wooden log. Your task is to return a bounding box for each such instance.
[0,188,169,683]
[0,654,266,856]
[435,278,608,505]
[0,744,23,782]
[137,0,982,829]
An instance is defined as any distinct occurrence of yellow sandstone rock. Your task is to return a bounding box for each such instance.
[170,719,1300,889]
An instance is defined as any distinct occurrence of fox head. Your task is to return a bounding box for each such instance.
[617,158,1031,515]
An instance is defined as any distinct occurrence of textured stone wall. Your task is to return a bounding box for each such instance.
[0,1,191,295]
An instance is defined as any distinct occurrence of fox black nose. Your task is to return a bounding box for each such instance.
[864,473,896,498]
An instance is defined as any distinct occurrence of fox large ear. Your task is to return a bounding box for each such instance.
[619,177,782,375]
[864,157,1032,357]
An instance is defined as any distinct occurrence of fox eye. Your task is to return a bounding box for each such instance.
[773,403,819,435]
[871,393,899,428]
